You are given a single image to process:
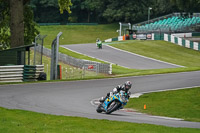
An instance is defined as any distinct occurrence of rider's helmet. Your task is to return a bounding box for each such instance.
[124,81,132,92]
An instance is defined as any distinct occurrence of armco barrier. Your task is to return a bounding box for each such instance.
[0,65,24,83]
[164,34,200,51]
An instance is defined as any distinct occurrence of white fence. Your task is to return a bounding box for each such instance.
[164,34,200,51]
[37,45,112,74]
[0,65,24,83]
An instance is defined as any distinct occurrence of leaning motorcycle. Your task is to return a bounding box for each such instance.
[96,90,129,114]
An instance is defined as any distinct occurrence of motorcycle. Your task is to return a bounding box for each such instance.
[96,90,129,114]
[96,40,102,49]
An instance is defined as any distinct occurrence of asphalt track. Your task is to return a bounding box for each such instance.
[0,71,200,128]
[61,43,182,69]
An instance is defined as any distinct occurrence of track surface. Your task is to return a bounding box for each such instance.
[61,43,181,69]
[0,71,200,128]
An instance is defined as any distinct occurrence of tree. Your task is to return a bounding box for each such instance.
[10,0,25,48]
[170,0,200,12]
[81,0,103,22]
[30,0,69,23]
[0,0,39,49]
[0,0,72,49]
[58,0,72,14]
[0,0,10,50]
[102,0,152,23]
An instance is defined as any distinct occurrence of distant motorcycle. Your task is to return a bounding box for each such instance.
[96,90,129,114]
[96,39,102,49]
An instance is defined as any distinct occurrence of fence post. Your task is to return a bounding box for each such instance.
[47,64,48,77]
[69,68,72,79]
[74,67,76,78]
[78,68,81,78]
[82,66,85,78]
[65,68,68,79]
[96,64,98,75]
[109,64,112,75]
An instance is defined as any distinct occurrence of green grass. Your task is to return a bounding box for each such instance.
[110,40,200,67]
[0,107,199,133]
[39,24,118,47]
[126,87,200,122]
[109,40,200,76]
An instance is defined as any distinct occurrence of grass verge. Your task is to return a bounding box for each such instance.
[0,107,199,133]
[110,40,200,67]
[39,24,118,46]
[126,87,200,122]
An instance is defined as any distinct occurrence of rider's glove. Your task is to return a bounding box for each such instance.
[113,88,117,93]
[107,92,110,97]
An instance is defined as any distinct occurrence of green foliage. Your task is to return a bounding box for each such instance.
[58,0,72,14]
[24,5,40,45]
[30,0,199,23]
[30,0,70,23]
[170,0,200,12]
[0,1,39,49]
[0,0,10,50]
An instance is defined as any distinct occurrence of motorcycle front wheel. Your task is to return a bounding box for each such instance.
[96,104,103,113]
[106,101,120,114]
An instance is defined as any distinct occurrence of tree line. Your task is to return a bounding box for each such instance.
[0,0,200,49]
[30,0,200,24]
[0,0,71,49]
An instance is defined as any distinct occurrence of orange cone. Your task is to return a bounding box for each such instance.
[144,104,146,110]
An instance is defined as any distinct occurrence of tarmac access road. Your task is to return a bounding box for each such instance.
[61,43,183,69]
[0,71,200,128]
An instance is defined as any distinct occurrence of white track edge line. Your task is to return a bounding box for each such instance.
[133,85,200,96]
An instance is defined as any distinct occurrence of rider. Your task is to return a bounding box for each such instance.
[99,81,132,103]
[96,38,100,46]
[96,38,100,42]
[96,38,102,49]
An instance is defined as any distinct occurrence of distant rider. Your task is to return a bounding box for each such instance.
[99,81,132,103]
[96,38,102,49]
[96,38,100,46]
